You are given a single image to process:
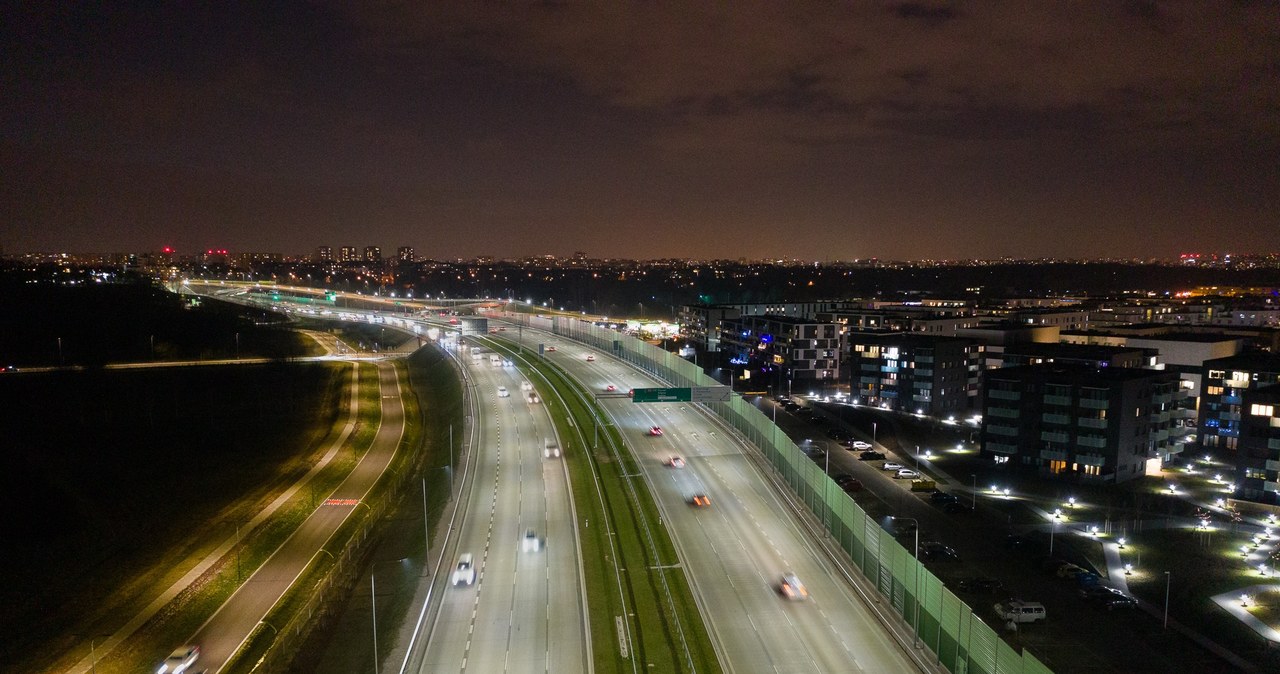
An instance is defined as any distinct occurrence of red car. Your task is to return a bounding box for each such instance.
[648,426,663,436]
[605,384,617,392]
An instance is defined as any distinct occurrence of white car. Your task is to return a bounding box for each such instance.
[882,461,904,471]
[586,354,595,362]
[851,441,872,450]
[780,574,808,601]
[497,386,509,398]
[520,381,534,391]
[896,468,920,479]
[452,553,476,586]
[544,438,560,458]
[157,645,200,674]
[669,456,685,468]
[527,392,541,404]
[522,529,542,552]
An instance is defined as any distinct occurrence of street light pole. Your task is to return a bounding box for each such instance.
[1164,571,1171,629]
[422,477,430,554]
[872,421,878,447]
[971,474,977,509]
[371,573,379,674]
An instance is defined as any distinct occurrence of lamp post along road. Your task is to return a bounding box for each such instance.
[1164,571,1171,629]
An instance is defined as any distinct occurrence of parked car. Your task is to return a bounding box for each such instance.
[859,451,886,461]
[896,468,920,479]
[958,577,1004,594]
[882,461,904,471]
[920,541,959,561]
[1079,585,1137,610]
[841,478,864,492]
[850,440,873,450]
[931,491,959,504]
[994,600,1046,624]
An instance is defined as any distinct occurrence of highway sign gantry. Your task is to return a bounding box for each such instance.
[631,386,730,404]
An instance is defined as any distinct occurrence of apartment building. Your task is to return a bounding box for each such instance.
[845,333,981,417]
[718,315,840,386]
[981,364,1181,483]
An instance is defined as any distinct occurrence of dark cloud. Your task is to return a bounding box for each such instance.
[0,2,1277,259]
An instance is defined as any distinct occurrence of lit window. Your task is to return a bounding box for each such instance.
[1250,404,1275,417]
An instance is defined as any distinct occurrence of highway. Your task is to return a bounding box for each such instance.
[526,329,923,674]
[403,341,588,673]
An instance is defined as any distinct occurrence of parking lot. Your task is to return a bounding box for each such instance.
[759,394,1268,673]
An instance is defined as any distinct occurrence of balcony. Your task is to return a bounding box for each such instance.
[1040,431,1070,444]
[1265,459,1280,472]
[1150,410,1171,424]
[989,425,1019,437]
[989,390,1021,401]
[1039,449,1069,461]
[1079,398,1109,410]
[988,406,1020,419]
[1042,413,1071,425]
[987,441,1018,455]
[1269,438,1280,451]
[1076,454,1106,467]
[1078,435,1108,449]
[1043,394,1072,406]
[1078,417,1108,430]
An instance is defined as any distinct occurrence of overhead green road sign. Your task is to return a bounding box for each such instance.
[632,386,730,403]
[632,387,691,403]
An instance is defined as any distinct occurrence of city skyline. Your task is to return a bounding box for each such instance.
[3,3,1278,259]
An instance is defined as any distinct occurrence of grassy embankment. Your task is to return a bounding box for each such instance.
[488,339,722,674]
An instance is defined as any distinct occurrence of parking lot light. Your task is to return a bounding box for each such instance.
[1068,497,1077,509]
[1090,526,1099,538]
[1118,537,1126,549]
[1214,473,1223,483]
[1259,565,1270,577]
[1264,528,1273,539]
[990,484,999,494]
[1241,545,1251,558]
[1241,594,1252,607]
[1124,563,1133,576]
[1002,488,1011,498]
[1053,508,1062,521]
[1215,498,1226,508]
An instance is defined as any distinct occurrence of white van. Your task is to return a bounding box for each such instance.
[489,354,502,367]
[994,600,1046,624]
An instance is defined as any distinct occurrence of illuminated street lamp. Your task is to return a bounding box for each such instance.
[1241,594,1252,608]
[1002,488,1011,499]
[1053,508,1063,521]
[1090,525,1099,538]
[1124,563,1133,576]
[1215,498,1226,508]
[1068,497,1077,509]
[1118,537,1127,549]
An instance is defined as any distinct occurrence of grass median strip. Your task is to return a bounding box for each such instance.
[489,340,721,674]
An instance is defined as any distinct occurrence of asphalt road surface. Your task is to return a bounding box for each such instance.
[534,330,924,674]
[405,344,588,673]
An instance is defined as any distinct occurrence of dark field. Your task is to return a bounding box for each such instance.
[0,361,347,669]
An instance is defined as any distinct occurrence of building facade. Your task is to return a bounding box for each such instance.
[846,333,981,417]
[1238,385,1280,505]
[981,364,1181,483]
[718,315,840,387]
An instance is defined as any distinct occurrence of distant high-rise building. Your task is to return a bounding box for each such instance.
[365,246,382,262]
[339,246,358,263]
[316,246,333,262]
[397,246,415,262]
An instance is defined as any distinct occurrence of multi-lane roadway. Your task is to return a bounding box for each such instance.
[516,327,923,673]
[401,342,589,673]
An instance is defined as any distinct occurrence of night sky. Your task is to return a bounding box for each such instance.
[2,2,1277,260]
